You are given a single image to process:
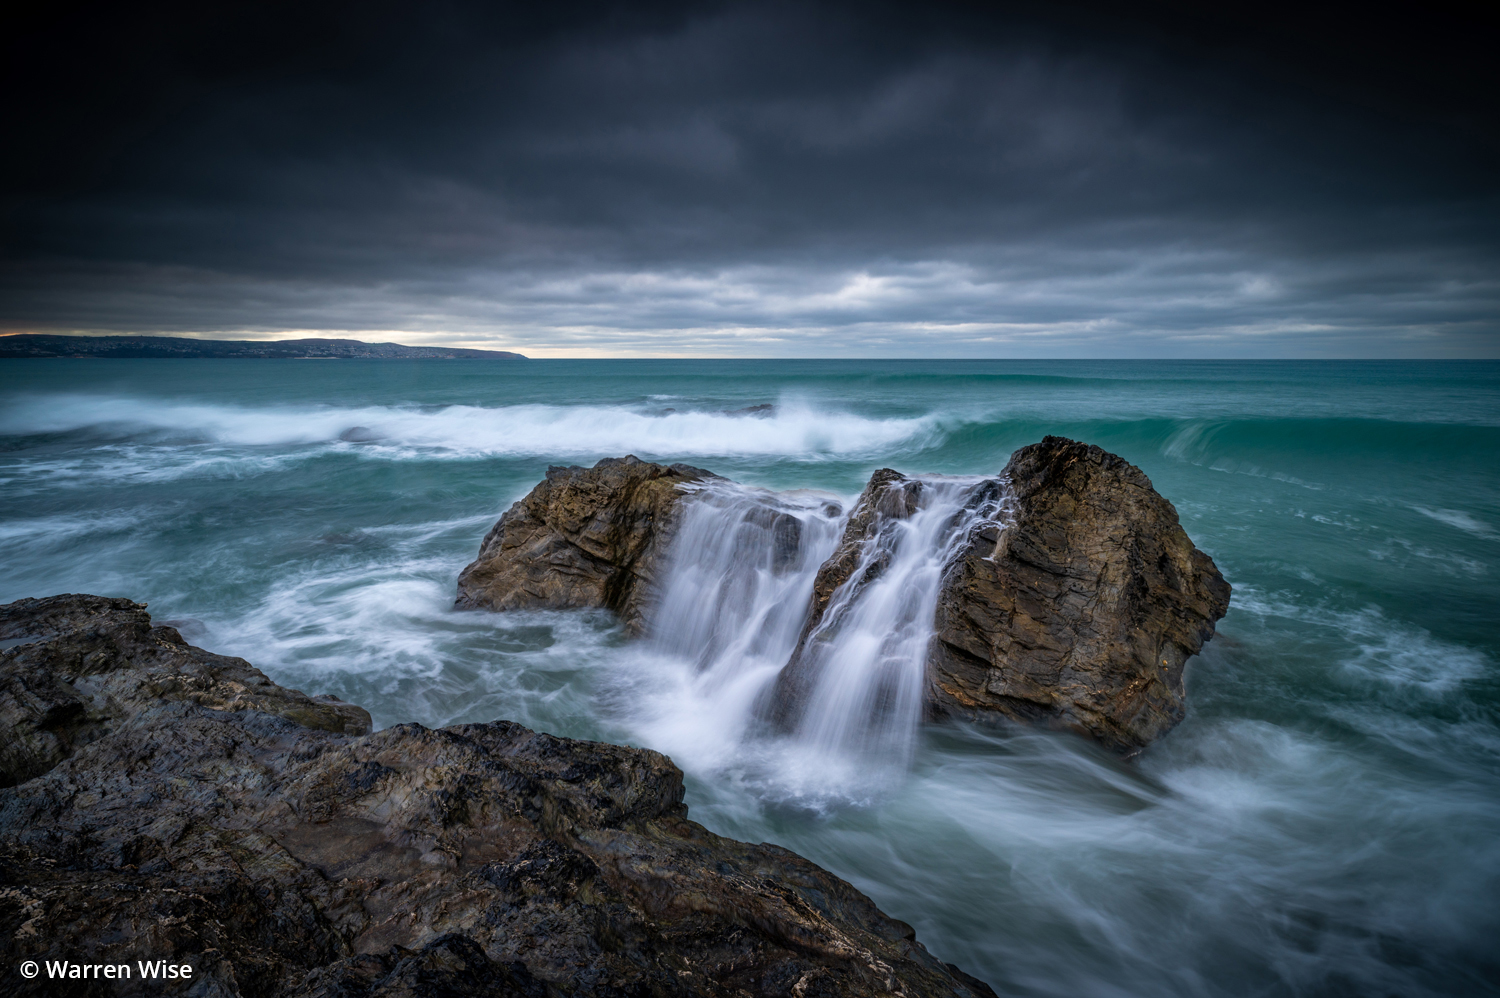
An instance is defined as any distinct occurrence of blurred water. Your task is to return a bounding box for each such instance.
[2,358,1497,996]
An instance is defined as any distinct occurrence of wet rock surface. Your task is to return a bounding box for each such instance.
[456,456,717,635]
[0,594,370,788]
[929,437,1231,754]
[1,594,995,998]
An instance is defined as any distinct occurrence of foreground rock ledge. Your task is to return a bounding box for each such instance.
[0,595,995,998]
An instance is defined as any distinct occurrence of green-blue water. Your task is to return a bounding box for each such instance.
[3,359,1498,996]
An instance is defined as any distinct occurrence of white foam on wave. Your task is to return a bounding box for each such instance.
[1410,504,1498,540]
[4,446,314,490]
[195,537,627,736]
[0,393,946,461]
[1229,587,1489,694]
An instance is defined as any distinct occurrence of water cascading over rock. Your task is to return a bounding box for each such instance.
[458,439,1231,754]
[762,472,1002,764]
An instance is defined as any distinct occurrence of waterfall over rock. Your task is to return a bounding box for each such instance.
[761,471,1005,765]
[459,438,1230,759]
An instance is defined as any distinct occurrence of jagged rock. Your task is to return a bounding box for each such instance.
[456,456,716,634]
[0,594,370,788]
[1,594,994,998]
[928,437,1231,754]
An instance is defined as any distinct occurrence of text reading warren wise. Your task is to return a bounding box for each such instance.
[19,959,193,981]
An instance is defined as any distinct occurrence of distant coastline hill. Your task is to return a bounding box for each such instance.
[0,333,526,360]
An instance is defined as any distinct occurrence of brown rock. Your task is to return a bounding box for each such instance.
[1,594,995,998]
[929,436,1231,755]
[455,456,716,634]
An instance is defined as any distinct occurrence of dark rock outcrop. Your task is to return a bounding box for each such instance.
[0,594,370,788]
[928,437,1231,754]
[1,594,993,998]
[456,457,716,635]
[763,439,1229,754]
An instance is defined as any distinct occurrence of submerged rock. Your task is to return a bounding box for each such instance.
[723,403,776,417]
[0,594,995,998]
[455,456,717,634]
[928,437,1231,754]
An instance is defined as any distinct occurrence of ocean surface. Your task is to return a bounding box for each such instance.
[3,358,1498,997]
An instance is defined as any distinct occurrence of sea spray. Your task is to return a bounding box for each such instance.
[626,474,1007,795]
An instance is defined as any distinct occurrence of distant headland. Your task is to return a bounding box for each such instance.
[0,333,526,360]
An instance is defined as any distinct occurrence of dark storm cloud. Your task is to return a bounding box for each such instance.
[3,0,1497,356]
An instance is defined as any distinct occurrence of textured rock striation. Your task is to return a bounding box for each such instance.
[927,437,1231,754]
[456,456,716,635]
[1,594,994,998]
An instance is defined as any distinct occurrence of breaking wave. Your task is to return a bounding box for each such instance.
[0,393,948,461]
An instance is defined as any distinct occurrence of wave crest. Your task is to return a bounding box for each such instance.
[0,394,947,460]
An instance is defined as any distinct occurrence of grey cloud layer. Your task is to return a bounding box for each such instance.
[4,2,1497,355]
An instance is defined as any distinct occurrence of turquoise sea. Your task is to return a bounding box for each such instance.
[2,359,1498,996]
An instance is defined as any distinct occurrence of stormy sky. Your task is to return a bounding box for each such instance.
[4,1,1497,357]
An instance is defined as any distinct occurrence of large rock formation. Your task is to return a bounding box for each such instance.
[456,457,715,634]
[0,594,994,998]
[927,437,1231,754]
[462,440,1229,755]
